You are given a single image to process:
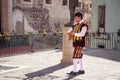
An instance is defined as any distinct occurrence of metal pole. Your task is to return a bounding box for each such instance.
[23,14,25,33]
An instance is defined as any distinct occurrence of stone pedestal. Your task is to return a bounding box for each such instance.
[61,26,73,64]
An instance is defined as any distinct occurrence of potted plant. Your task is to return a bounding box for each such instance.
[4,32,10,41]
[4,32,11,46]
[24,32,29,38]
[43,30,47,38]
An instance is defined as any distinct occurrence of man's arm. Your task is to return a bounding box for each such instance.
[74,26,87,37]
[67,27,74,41]
[67,27,74,35]
[67,27,73,33]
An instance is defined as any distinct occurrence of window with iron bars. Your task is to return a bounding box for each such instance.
[62,0,68,6]
[23,0,31,2]
[46,0,52,4]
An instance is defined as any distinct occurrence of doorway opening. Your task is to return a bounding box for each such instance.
[98,5,106,33]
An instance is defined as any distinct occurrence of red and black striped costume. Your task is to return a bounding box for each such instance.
[72,23,88,59]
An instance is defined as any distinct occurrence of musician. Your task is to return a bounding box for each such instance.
[67,12,88,75]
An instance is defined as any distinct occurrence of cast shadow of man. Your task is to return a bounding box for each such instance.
[24,63,71,80]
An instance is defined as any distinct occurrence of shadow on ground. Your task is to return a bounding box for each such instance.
[63,74,83,80]
[84,48,120,62]
[24,63,71,79]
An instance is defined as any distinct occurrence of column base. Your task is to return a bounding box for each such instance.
[61,55,73,64]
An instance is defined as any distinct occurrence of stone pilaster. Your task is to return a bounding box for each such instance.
[61,27,73,64]
[1,0,12,33]
[8,0,13,33]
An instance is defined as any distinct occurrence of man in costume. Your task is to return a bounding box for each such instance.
[67,12,88,75]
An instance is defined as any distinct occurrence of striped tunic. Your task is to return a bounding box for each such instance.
[72,23,88,58]
[73,47,83,58]
[72,23,83,41]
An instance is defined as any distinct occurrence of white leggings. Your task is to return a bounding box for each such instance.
[73,59,83,72]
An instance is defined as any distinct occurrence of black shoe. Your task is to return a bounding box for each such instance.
[67,71,77,76]
[78,70,85,74]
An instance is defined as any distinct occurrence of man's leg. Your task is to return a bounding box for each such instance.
[67,59,78,75]
[78,58,85,74]
[73,59,78,72]
[79,59,83,71]
[67,47,78,75]
[77,47,85,74]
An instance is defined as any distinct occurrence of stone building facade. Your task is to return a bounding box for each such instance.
[13,0,51,33]
[43,0,70,32]
[0,0,92,34]
[0,0,70,34]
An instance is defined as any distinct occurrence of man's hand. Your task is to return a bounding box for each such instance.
[67,31,74,41]
[67,31,74,36]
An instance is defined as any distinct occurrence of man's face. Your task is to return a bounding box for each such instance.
[74,16,82,22]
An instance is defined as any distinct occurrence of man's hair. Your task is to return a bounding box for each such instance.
[74,12,83,19]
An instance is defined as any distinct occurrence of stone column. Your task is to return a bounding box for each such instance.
[8,0,13,33]
[1,0,13,33]
[61,27,73,64]
[0,0,1,32]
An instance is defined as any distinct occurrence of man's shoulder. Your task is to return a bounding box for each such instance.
[81,22,88,27]
[81,22,88,29]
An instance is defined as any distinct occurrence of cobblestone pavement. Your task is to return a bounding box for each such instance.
[0,48,120,80]
[25,75,60,80]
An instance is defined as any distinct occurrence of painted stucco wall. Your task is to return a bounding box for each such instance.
[91,0,120,49]
[91,0,120,32]
[91,0,105,32]
[105,0,120,32]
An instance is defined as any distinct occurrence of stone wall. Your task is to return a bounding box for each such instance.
[43,0,70,32]
[22,7,50,32]
[13,0,70,33]
[13,0,51,33]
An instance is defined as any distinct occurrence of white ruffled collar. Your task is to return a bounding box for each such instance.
[73,20,84,25]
